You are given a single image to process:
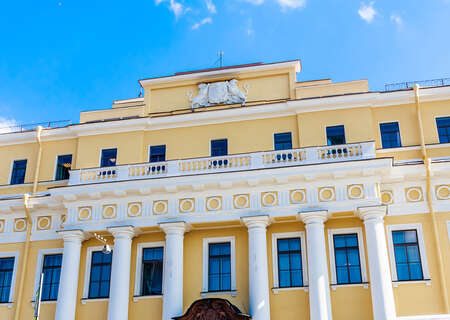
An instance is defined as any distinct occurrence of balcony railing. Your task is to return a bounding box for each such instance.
[68,142,375,185]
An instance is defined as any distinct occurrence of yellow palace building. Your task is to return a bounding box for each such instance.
[0,60,449,320]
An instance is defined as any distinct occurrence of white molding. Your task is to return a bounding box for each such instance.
[271,231,308,288]
[133,241,165,297]
[33,248,63,300]
[386,223,430,281]
[82,246,113,299]
[202,236,236,294]
[327,227,368,285]
[398,315,450,320]
[0,251,19,304]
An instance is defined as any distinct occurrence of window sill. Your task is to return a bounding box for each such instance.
[0,302,13,309]
[201,290,237,298]
[393,279,431,287]
[331,283,369,291]
[133,295,163,302]
[81,298,109,304]
[272,286,308,294]
[31,300,57,306]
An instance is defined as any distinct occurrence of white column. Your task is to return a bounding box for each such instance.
[159,222,187,320]
[299,211,332,320]
[242,216,271,320]
[107,226,136,320]
[358,206,396,320]
[55,230,86,320]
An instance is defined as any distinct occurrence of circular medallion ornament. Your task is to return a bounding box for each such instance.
[234,194,249,209]
[127,202,142,217]
[179,198,195,213]
[347,184,364,200]
[206,197,222,211]
[290,189,306,204]
[153,200,168,215]
[406,187,423,202]
[14,218,27,232]
[262,192,278,207]
[78,207,92,221]
[319,187,335,202]
[102,205,117,219]
[37,216,51,230]
[436,185,450,200]
[0,220,5,233]
[381,190,393,205]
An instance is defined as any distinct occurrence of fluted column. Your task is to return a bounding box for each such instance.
[55,230,86,320]
[358,206,396,320]
[242,216,271,320]
[299,211,333,320]
[159,222,187,320]
[107,226,136,320]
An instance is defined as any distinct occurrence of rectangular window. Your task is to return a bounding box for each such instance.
[141,247,163,296]
[149,145,166,163]
[392,230,424,281]
[10,160,27,185]
[41,254,62,301]
[380,122,402,148]
[208,243,231,292]
[436,117,450,143]
[211,139,228,157]
[88,251,112,299]
[333,234,362,284]
[55,155,72,181]
[0,257,14,303]
[277,238,303,288]
[274,132,293,150]
[100,149,117,167]
[326,125,346,146]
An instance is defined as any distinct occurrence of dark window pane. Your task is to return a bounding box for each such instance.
[397,264,410,281]
[277,237,303,288]
[336,267,349,284]
[436,117,450,143]
[274,132,292,150]
[392,230,424,281]
[333,233,362,284]
[349,266,362,283]
[277,239,290,252]
[409,263,423,280]
[0,257,14,303]
[10,160,27,185]
[211,139,228,157]
[89,251,112,298]
[208,243,231,292]
[326,125,346,146]
[100,149,117,167]
[55,154,72,180]
[380,122,402,148]
[41,254,62,301]
[392,231,405,244]
[149,145,166,163]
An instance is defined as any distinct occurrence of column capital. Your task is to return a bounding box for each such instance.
[357,205,387,222]
[58,229,87,242]
[107,226,136,239]
[159,221,188,235]
[298,210,329,225]
[241,215,270,229]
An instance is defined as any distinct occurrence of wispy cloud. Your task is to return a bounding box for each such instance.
[242,0,264,5]
[192,17,212,30]
[205,0,217,13]
[246,18,254,35]
[277,0,306,10]
[155,0,188,19]
[0,117,18,134]
[358,2,376,23]
[390,13,402,26]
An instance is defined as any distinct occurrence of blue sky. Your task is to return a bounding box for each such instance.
[0,0,449,128]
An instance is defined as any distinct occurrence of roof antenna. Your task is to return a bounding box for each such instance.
[138,87,143,98]
[218,51,224,67]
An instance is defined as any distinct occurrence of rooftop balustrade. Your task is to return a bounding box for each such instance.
[68,141,376,185]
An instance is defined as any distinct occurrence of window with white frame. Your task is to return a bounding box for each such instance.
[202,237,235,294]
[83,246,113,300]
[327,228,367,286]
[0,252,19,304]
[272,232,308,289]
[33,248,63,302]
[134,242,165,297]
[386,224,430,282]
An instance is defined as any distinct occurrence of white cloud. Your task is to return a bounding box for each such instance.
[277,0,306,10]
[0,118,18,134]
[358,2,376,23]
[155,0,187,19]
[390,13,402,25]
[246,18,254,35]
[192,17,212,30]
[242,0,264,5]
[205,0,217,13]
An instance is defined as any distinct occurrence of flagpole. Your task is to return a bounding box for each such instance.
[33,273,44,320]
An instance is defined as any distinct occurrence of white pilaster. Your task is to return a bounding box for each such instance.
[358,206,396,320]
[159,222,187,320]
[299,210,333,320]
[107,226,136,320]
[55,230,86,320]
[242,215,271,320]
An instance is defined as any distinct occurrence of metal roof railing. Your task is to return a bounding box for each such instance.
[385,78,450,91]
[0,120,72,134]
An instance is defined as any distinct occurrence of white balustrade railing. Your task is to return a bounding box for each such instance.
[68,141,375,185]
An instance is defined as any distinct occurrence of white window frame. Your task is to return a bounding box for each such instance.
[33,248,63,303]
[386,223,430,283]
[202,236,236,296]
[327,228,368,288]
[82,246,113,301]
[0,251,19,307]
[271,232,308,289]
[133,242,165,300]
